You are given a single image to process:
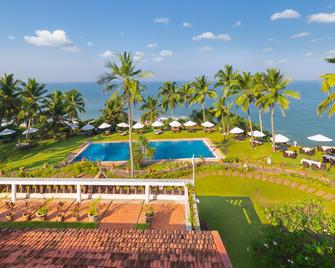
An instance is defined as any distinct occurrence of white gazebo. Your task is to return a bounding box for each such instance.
[183,121,197,128]
[133,122,145,130]
[117,122,129,128]
[81,124,95,131]
[152,121,164,128]
[98,123,111,130]
[229,127,244,134]
[270,134,290,143]
[307,134,333,143]
[22,128,38,135]
[248,130,265,138]
[0,128,16,136]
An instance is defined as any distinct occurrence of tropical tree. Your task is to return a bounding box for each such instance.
[253,72,266,132]
[64,89,85,123]
[192,75,217,122]
[100,93,128,126]
[212,97,229,134]
[256,68,300,151]
[179,82,194,117]
[235,72,256,147]
[20,78,47,139]
[43,90,67,134]
[159,81,180,117]
[0,73,21,126]
[98,52,153,178]
[215,65,239,132]
[140,96,162,124]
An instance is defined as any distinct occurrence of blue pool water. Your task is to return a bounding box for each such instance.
[74,140,216,161]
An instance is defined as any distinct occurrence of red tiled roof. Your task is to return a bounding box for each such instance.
[0,228,232,267]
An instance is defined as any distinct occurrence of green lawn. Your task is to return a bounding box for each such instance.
[195,175,335,268]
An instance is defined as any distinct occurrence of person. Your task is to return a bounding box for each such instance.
[243,162,248,171]
[293,141,297,147]
[266,157,272,165]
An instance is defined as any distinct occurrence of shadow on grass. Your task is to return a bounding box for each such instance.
[198,196,264,268]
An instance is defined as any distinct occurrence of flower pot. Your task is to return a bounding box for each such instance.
[36,213,47,221]
[88,213,98,222]
[6,213,13,222]
[22,213,31,221]
[56,214,64,222]
[145,214,153,225]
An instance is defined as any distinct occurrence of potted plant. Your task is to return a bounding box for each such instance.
[36,205,49,221]
[87,199,100,222]
[22,200,31,221]
[145,205,154,225]
[56,201,65,222]
[5,201,14,222]
[71,202,80,221]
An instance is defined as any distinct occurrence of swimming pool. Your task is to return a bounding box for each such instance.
[73,139,217,162]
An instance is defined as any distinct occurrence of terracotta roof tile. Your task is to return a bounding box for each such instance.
[0,228,231,267]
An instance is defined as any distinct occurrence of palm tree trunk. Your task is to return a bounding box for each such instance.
[258,109,263,132]
[26,118,31,141]
[271,106,275,152]
[221,113,225,137]
[128,100,134,178]
[0,109,4,129]
[202,103,206,122]
[248,108,254,148]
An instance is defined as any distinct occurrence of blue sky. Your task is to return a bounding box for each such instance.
[1,0,335,82]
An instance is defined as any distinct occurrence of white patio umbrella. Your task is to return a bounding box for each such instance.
[184,121,197,127]
[169,120,182,128]
[270,134,290,143]
[248,130,265,138]
[229,127,244,134]
[22,127,38,135]
[81,124,95,131]
[133,122,145,129]
[201,121,215,128]
[117,122,129,128]
[152,121,164,128]
[307,134,333,142]
[0,128,16,136]
[98,123,111,130]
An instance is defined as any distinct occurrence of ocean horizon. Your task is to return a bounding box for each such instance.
[47,80,333,146]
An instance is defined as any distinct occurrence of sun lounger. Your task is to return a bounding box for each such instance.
[120,131,128,136]
[154,130,164,135]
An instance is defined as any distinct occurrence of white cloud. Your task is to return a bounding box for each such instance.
[305,52,313,57]
[290,32,310,38]
[310,38,323,43]
[87,42,93,47]
[192,32,232,42]
[271,9,301,21]
[8,35,15,40]
[264,47,273,52]
[267,38,280,42]
[182,22,191,28]
[159,50,173,57]
[147,43,158,48]
[134,51,145,61]
[278,59,287,63]
[152,56,163,62]
[198,46,214,51]
[100,50,115,58]
[233,21,242,27]
[328,50,335,54]
[154,17,170,25]
[308,12,335,23]
[61,46,79,52]
[266,60,275,66]
[24,29,73,47]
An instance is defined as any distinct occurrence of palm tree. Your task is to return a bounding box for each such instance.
[98,52,153,178]
[192,75,217,122]
[0,74,21,126]
[215,65,239,132]
[43,90,67,134]
[159,81,180,117]
[100,93,128,125]
[140,96,162,124]
[212,96,229,134]
[20,78,47,140]
[253,72,266,132]
[64,89,85,123]
[318,58,335,117]
[235,72,256,147]
[179,82,194,117]
[256,68,300,151]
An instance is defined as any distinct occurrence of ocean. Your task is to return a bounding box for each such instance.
[47,81,334,146]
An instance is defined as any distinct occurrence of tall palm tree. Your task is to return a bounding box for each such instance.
[179,82,194,117]
[318,58,335,117]
[253,72,266,132]
[235,72,256,147]
[140,96,162,124]
[0,74,21,126]
[192,75,217,122]
[159,81,180,117]
[98,52,153,178]
[212,96,230,134]
[64,89,85,123]
[100,93,128,125]
[256,68,300,151]
[20,78,47,140]
[215,65,239,132]
[43,90,67,134]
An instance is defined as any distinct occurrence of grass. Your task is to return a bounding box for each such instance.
[0,221,98,229]
[195,175,335,268]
